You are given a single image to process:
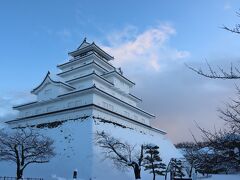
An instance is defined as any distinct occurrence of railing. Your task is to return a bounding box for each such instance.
[0,177,43,180]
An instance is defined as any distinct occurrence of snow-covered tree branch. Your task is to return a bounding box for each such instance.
[95,131,144,179]
[0,127,55,179]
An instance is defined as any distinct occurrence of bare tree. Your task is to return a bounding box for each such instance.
[0,127,55,179]
[186,9,240,79]
[183,8,240,174]
[95,131,144,179]
[218,87,240,134]
[186,61,240,79]
[223,10,240,34]
[175,142,201,177]
[194,124,240,173]
[176,120,240,175]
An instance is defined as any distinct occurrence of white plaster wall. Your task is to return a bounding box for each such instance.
[17,89,150,127]
[93,93,151,125]
[93,80,137,107]
[104,75,132,94]
[68,78,94,90]
[113,77,130,93]
[59,54,94,72]
[61,69,94,82]
[11,108,93,128]
[92,56,114,72]
[59,53,113,73]
[92,108,154,134]
[60,65,104,82]
[37,83,69,102]
[18,93,93,119]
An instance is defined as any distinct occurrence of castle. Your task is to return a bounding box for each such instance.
[1,39,182,180]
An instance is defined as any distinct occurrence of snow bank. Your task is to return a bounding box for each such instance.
[202,174,240,180]
[0,117,182,180]
[92,118,183,180]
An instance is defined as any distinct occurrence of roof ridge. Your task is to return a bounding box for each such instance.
[77,37,90,49]
[31,71,75,94]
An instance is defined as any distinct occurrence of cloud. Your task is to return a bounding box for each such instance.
[102,24,190,73]
[132,61,235,143]
[99,25,238,143]
[0,91,35,122]
[224,2,231,10]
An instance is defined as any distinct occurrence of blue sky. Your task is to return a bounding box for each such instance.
[1,0,240,142]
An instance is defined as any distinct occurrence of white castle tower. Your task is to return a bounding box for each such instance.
[2,39,182,180]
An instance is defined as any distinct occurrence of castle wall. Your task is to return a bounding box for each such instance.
[59,53,113,73]
[0,118,94,180]
[18,93,93,119]
[93,93,151,125]
[1,117,182,180]
[60,67,103,82]
[93,79,138,107]
[67,78,94,90]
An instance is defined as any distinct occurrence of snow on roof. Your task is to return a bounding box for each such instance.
[69,39,114,61]
[31,71,75,94]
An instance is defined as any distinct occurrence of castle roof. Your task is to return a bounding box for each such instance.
[31,71,75,94]
[102,70,135,86]
[68,38,114,61]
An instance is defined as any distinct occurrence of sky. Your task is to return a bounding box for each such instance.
[1,0,240,143]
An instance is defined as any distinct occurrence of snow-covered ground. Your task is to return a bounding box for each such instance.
[198,174,240,180]
[0,117,182,180]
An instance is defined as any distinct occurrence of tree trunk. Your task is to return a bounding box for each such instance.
[133,164,141,179]
[15,146,23,180]
[152,161,155,180]
[165,172,168,180]
[189,164,193,178]
[17,168,23,179]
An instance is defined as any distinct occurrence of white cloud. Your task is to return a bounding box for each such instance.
[0,91,35,121]
[101,24,190,73]
[224,2,231,10]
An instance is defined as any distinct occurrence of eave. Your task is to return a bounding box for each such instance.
[7,104,165,135]
[31,72,75,94]
[57,52,115,70]
[13,101,38,109]
[129,93,142,102]
[57,61,108,76]
[13,86,151,118]
[102,71,135,86]
[59,85,155,118]
[68,42,114,61]
[66,72,114,86]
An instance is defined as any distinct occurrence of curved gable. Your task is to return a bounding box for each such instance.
[31,72,75,101]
